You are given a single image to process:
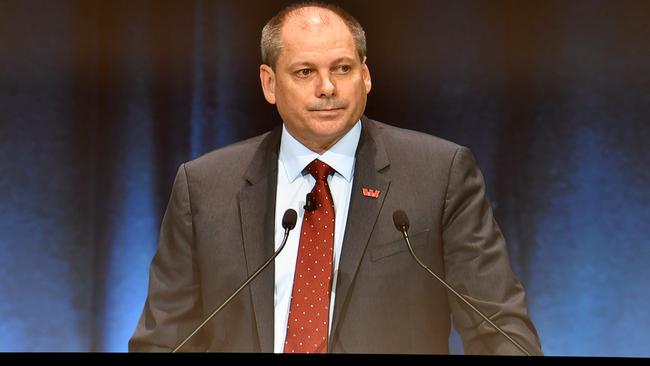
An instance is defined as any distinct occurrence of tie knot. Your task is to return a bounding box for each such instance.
[307,159,334,181]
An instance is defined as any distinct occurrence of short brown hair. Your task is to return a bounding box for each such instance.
[260,2,367,69]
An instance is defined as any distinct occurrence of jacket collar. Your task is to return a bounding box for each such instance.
[239,116,391,351]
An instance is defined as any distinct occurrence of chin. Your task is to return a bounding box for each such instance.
[310,117,349,132]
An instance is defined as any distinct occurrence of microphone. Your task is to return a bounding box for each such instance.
[392,210,532,356]
[304,192,317,212]
[172,208,298,353]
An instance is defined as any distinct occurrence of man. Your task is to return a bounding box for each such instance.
[129,2,542,355]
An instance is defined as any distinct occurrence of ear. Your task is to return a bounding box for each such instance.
[361,57,372,94]
[260,64,277,104]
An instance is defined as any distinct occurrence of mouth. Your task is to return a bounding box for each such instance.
[310,107,344,112]
[310,108,344,119]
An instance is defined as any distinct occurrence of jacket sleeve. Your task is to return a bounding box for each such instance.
[441,147,543,355]
[129,164,207,352]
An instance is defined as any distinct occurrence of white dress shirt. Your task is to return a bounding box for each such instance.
[273,121,361,353]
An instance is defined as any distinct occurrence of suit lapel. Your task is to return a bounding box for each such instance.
[330,117,391,342]
[237,119,390,350]
[238,126,281,352]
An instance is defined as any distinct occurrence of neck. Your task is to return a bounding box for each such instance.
[284,120,361,154]
[301,136,342,154]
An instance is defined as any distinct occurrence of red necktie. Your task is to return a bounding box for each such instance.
[284,159,335,353]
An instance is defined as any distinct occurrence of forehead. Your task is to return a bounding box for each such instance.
[278,8,357,64]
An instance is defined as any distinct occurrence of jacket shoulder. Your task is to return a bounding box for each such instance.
[183,131,273,177]
[367,118,463,158]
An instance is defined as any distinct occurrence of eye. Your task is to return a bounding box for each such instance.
[296,68,312,78]
[334,64,352,74]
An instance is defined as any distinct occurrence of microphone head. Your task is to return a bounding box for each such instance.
[304,192,317,212]
[282,209,298,230]
[392,210,410,232]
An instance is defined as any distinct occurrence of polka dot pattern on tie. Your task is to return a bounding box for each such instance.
[284,159,335,354]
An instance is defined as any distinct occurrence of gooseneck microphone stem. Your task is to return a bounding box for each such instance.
[393,210,532,356]
[172,209,297,353]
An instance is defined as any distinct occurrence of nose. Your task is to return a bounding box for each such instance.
[316,72,336,98]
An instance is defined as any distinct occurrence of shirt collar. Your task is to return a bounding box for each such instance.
[279,120,361,183]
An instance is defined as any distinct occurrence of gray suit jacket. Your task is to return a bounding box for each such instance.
[129,117,542,354]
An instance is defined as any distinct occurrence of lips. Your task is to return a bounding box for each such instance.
[308,108,344,119]
[311,109,344,116]
[310,107,344,112]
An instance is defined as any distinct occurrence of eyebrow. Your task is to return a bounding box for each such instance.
[287,57,357,70]
[330,57,356,65]
[287,61,316,70]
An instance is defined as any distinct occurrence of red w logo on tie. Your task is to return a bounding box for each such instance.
[362,188,381,198]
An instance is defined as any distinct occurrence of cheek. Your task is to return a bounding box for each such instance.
[352,78,370,99]
[276,82,310,106]
[274,86,310,123]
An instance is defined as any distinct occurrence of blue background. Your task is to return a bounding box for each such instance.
[1,0,649,355]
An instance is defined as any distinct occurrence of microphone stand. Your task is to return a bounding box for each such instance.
[172,209,297,352]
[394,210,532,356]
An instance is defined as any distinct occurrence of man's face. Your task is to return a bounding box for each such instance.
[260,9,372,153]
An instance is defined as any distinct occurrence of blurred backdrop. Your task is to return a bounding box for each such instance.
[1,0,649,355]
